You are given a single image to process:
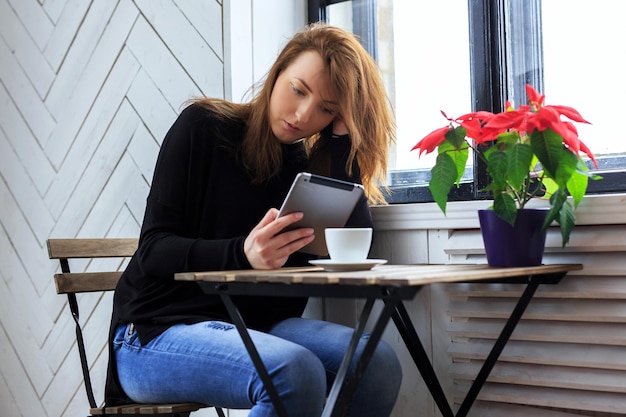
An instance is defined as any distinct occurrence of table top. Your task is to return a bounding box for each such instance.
[175,263,583,287]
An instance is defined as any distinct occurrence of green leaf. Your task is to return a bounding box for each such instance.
[483,144,497,160]
[543,188,566,230]
[530,129,565,181]
[438,140,469,185]
[542,176,558,197]
[486,150,508,190]
[554,149,579,189]
[493,193,517,225]
[567,162,589,207]
[429,153,458,214]
[542,189,575,247]
[444,126,467,149]
[558,200,575,247]
[496,131,520,145]
[506,143,534,190]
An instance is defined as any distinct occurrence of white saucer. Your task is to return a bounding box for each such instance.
[309,259,387,272]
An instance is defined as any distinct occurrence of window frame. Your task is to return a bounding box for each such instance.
[309,0,626,204]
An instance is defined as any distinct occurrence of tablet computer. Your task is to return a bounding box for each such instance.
[277,172,365,256]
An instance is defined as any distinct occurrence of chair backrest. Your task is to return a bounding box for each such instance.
[47,238,222,417]
[48,238,138,293]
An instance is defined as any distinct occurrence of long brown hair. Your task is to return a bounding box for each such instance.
[195,22,395,205]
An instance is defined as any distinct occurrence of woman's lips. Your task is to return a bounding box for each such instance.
[284,120,300,133]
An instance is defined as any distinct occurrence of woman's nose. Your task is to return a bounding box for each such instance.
[295,102,313,124]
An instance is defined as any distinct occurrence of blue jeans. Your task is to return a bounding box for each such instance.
[113,317,402,417]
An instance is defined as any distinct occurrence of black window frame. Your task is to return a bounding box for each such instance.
[309,0,626,204]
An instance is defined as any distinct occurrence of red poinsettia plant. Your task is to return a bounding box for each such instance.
[412,84,600,247]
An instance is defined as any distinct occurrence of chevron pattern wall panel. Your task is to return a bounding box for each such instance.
[0,1,225,415]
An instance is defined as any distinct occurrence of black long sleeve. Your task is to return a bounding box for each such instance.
[113,103,371,339]
[105,103,372,405]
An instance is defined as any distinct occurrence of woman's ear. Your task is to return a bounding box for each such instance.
[332,116,349,136]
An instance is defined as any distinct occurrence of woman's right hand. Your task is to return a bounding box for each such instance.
[244,208,315,269]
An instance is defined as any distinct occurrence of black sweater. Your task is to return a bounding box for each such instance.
[105,103,372,405]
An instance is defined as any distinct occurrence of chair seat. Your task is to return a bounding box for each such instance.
[90,402,206,415]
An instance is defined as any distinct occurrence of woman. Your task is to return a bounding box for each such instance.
[106,22,401,416]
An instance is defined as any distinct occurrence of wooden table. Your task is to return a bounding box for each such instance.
[176,263,582,417]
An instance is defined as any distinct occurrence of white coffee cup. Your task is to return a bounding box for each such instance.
[325,228,373,262]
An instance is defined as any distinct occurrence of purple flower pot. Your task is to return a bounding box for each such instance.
[478,209,549,267]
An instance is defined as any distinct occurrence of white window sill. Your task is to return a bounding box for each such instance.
[371,193,626,231]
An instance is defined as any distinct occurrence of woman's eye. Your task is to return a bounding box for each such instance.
[291,84,304,96]
[323,107,336,115]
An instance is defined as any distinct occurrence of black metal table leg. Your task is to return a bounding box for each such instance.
[323,295,402,417]
[218,293,289,417]
[391,300,454,417]
[455,278,540,417]
[391,279,541,417]
[323,298,376,417]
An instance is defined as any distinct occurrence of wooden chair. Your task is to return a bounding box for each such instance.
[47,238,226,417]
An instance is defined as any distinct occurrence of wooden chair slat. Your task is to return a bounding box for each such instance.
[47,238,138,259]
[155,403,204,412]
[54,272,123,294]
[94,403,204,414]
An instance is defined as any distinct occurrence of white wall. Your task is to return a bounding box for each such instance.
[0,1,305,416]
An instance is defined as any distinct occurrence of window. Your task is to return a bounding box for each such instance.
[542,0,626,193]
[310,0,626,202]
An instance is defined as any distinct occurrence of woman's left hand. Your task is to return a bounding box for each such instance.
[244,208,315,269]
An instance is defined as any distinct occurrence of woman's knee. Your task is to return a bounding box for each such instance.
[345,339,402,416]
[362,339,403,395]
[255,344,327,414]
[281,346,327,393]
[373,339,402,374]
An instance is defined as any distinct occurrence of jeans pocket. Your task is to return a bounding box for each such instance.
[113,323,139,349]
